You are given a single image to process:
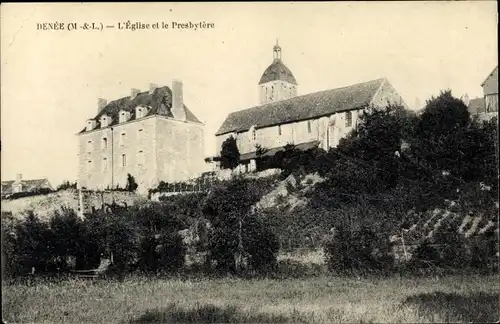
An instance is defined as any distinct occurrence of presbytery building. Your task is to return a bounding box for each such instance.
[214,42,407,172]
[77,80,205,193]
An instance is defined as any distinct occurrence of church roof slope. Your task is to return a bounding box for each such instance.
[216,78,387,136]
[79,86,201,133]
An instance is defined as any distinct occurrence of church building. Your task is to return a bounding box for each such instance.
[214,42,407,172]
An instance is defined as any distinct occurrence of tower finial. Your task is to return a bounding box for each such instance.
[273,39,282,60]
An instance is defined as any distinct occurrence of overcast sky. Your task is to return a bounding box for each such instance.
[1,2,497,186]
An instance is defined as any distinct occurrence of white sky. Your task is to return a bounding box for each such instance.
[1,2,497,187]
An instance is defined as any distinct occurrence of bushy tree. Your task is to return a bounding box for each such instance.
[126,173,139,192]
[15,211,55,273]
[219,136,240,170]
[202,178,279,274]
[323,225,394,275]
[1,212,21,277]
[49,207,84,270]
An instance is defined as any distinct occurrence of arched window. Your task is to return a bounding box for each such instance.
[345,111,352,127]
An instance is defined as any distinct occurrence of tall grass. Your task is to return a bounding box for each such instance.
[3,274,499,323]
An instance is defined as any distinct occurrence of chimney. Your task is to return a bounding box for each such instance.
[171,80,186,121]
[16,173,22,182]
[98,98,107,113]
[149,83,159,95]
[130,88,141,100]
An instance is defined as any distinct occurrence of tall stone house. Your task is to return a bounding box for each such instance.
[214,42,407,172]
[466,66,498,119]
[1,174,53,198]
[77,80,205,193]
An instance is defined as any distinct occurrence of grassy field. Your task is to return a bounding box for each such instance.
[2,274,499,323]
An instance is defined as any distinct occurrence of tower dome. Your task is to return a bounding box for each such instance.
[258,40,297,85]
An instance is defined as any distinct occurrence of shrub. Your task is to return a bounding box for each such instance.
[7,188,54,199]
[49,207,85,271]
[243,216,279,273]
[126,173,139,192]
[56,181,77,191]
[14,211,56,274]
[323,226,394,275]
[1,212,21,277]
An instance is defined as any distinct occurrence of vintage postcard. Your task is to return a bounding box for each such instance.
[1,2,498,323]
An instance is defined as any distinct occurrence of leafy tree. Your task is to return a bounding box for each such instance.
[219,136,240,170]
[202,178,278,274]
[49,207,84,270]
[126,173,139,192]
[15,211,55,273]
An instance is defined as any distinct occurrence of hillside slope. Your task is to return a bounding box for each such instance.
[1,189,149,221]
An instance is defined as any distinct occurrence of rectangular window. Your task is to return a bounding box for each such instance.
[102,157,108,171]
[137,129,144,140]
[121,154,127,167]
[87,160,93,173]
[137,150,145,166]
[307,120,311,133]
[101,137,108,150]
[345,111,353,127]
[86,140,92,152]
[278,125,282,136]
[120,132,126,146]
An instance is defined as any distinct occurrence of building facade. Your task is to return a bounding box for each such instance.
[214,42,407,172]
[467,66,498,119]
[1,174,53,198]
[77,81,205,193]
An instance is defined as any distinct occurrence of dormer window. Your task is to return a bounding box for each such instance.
[135,106,149,119]
[119,110,131,123]
[86,119,96,131]
[100,114,111,128]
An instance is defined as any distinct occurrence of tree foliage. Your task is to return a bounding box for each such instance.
[219,136,240,170]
